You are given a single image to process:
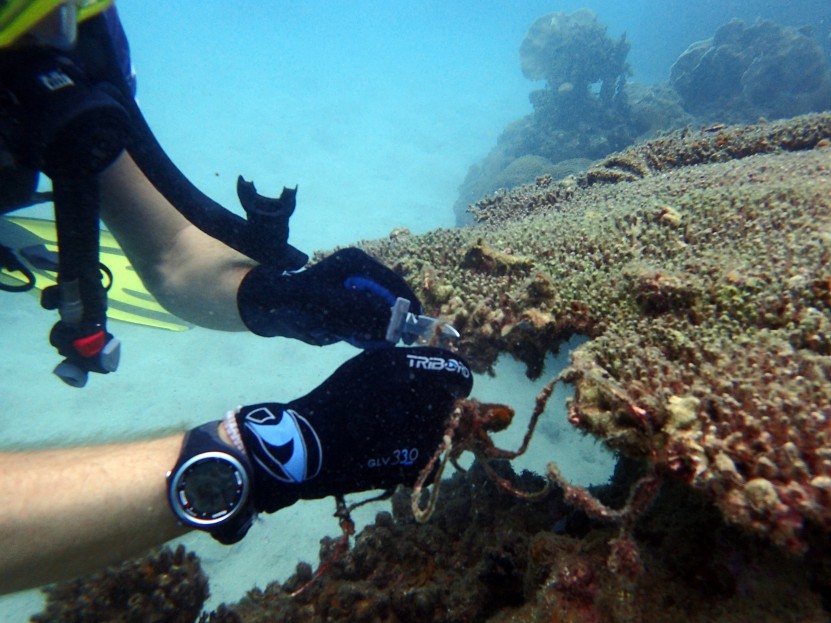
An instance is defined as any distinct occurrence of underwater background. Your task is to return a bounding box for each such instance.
[2,0,831,620]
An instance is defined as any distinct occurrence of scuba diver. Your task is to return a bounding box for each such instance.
[0,0,429,386]
[0,1,472,595]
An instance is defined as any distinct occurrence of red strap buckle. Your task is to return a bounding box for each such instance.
[73,330,106,358]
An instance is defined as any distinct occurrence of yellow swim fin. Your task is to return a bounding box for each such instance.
[0,215,190,332]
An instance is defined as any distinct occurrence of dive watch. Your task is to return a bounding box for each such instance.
[167,421,256,544]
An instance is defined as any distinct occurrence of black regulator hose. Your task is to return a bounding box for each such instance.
[77,14,308,272]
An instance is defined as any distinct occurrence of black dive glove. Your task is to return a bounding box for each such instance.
[234,346,472,513]
[237,247,421,349]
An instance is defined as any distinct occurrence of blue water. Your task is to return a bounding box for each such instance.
[114,0,830,249]
[2,0,830,619]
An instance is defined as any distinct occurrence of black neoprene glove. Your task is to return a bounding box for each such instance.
[233,346,472,513]
[237,248,422,349]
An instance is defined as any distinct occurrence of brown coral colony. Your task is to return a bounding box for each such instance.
[367,111,831,559]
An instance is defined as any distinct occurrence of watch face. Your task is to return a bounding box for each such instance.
[170,452,250,527]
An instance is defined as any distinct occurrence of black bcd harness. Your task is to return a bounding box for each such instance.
[0,13,307,387]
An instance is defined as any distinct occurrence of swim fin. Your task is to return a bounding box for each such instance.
[0,215,191,331]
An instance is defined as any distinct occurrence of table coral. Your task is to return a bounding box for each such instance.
[359,113,831,555]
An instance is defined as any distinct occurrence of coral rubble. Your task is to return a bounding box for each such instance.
[33,545,208,623]
[359,113,831,557]
[207,463,826,622]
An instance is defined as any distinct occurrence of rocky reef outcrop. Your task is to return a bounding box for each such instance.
[455,9,643,224]
[455,13,831,226]
[670,18,831,122]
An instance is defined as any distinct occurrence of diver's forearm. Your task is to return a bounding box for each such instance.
[154,223,254,330]
[100,153,255,331]
[0,435,188,595]
[99,153,192,277]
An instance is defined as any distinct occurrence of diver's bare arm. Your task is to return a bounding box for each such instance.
[98,153,254,330]
[0,435,188,595]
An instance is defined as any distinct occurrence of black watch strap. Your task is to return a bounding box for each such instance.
[167,421,257,545]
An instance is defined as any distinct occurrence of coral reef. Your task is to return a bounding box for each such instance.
[358,113,831,557]
[32,545,208,623]
[454,10,640,225]
[670,19,831,122]
[455,14,831,226]
[32,114,831,622]
[519,9,630,104]
[205,462,826,622]
[454,153,591,226]
[580,111,831,185]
